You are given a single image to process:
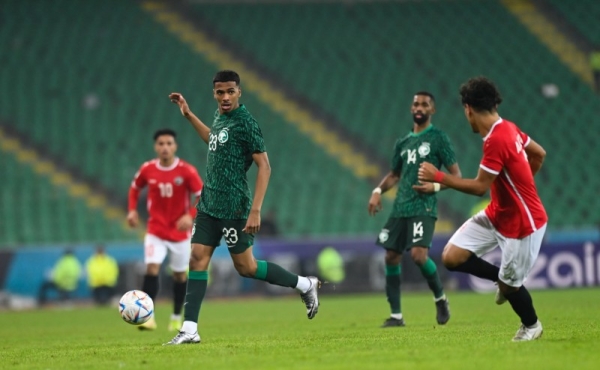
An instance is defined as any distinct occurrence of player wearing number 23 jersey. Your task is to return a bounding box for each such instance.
[201,104,265,220]
[165,71,321,346]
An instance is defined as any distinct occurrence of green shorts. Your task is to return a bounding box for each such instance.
[376,216,436,253]
[191,211,254,254]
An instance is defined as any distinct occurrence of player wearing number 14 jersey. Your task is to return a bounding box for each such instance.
[127,129,203,331]
[368,92,462,328]
[165,70,320,345]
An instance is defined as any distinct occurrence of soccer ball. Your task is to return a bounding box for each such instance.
[118,290,154,325]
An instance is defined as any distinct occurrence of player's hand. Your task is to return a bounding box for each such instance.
[243,209,261,234]
[412,182,435,194]
[176,214,193,231]
[126,210,139,228]
[418,162,439,182]
[169,93,191,117]
[368,193,383,216]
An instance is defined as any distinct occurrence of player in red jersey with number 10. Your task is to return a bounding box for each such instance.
[418,77,548,342]
[127,128,203,331]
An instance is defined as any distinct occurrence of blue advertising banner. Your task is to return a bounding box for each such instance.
[2,237,599,299]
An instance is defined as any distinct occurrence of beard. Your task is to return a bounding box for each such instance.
[412,112,429,125]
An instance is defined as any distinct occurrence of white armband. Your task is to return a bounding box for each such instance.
[372,187,382,195]
[433,183,441,192]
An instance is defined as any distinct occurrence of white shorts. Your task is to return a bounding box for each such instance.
[144,234,191,272]
[449,211,547,287]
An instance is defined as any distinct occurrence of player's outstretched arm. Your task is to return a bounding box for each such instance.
[418,162,495,197]
[169,93,210,144]
[368,171,400,216]
[243,152,271,234]
[524,139,546,176]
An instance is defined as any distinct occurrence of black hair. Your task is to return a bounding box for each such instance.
[459,76,503,112]
[415,91,435,103]
[213,70,241,86]
[153,128,177,141]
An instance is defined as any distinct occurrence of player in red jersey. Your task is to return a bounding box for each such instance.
[127,128,203,331]
[418,77,548,342]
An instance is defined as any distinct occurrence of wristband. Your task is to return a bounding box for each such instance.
[372,187,382,195]
[433,183,441,192]
[433,171,445,183]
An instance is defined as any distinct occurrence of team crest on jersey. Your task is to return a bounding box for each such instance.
[418,142,431,157]
[379,229,390,243]
[218,129,229,144]
[174,176,183,186]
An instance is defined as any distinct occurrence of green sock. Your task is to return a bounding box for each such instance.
[385,265,401,314]
[254,260,298,288]
[420,258,444,299]
[183,270,208,323]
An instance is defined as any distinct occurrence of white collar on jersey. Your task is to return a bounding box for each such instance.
[482,117,503,141]
[155,157,180,171]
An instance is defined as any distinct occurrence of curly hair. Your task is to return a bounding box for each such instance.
[459,76,503,112]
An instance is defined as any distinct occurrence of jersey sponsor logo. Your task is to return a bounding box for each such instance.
[174,176,184,186]
[218,129,229,144]
[148,179,157,184]
[418,142,430,157]
[378,229,390,243]
[412,237,423,243]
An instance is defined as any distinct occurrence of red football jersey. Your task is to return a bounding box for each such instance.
[480,119,548,238]
[129,158,203,241]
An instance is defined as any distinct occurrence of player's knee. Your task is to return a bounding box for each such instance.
[498,281,519,295]
[441,244,466,269]
[189,252,210,270]
[235,263,257,278]
[410,247,428,266]
[384,250,401,265]
[145,263,160,276]
[172,271,187,283]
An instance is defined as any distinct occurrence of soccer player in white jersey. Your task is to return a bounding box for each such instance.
[418,76,548,342]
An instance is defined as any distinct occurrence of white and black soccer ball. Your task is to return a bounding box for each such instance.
[118,290,154,325]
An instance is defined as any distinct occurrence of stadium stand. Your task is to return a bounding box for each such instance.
[1,0,598,246]
[192,0,600,228]
[0,0,381,243]
[0,151,134,245]
[548,0,600,46]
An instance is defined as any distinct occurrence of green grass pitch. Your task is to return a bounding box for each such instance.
[1,288,599,370]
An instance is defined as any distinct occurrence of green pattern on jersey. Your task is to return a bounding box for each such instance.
[199,104,266,219]
[390,124,456,218]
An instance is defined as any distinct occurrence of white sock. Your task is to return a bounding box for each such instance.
[295,276,312,294]
[391,313,403,320]
[434,294,447,302]
[181,320,197,334]
[171,314,181,321]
